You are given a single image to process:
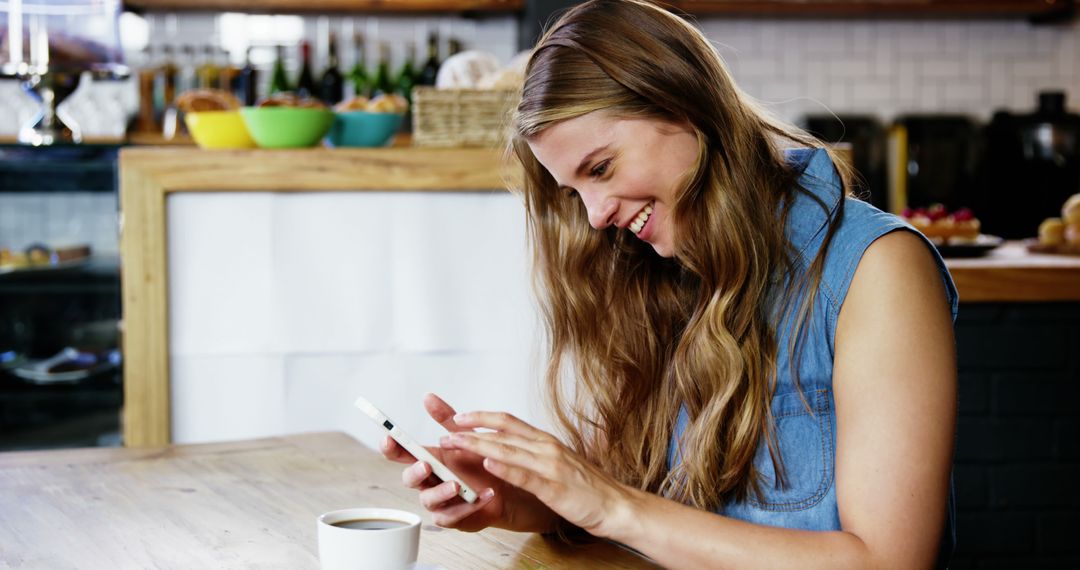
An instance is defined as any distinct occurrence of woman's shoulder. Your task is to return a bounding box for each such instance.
[781,147,959,328]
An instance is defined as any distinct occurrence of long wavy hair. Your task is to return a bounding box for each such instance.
[509,0,851,510]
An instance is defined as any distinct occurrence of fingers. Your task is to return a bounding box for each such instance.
[452,411,553,441]
[401,460,442,490]
[380,435,415,464]
[424,392,472,434]
[431,488,496,528]
[440,432,543,471]
[418,480,463,511]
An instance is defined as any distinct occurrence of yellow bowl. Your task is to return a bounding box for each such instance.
[184,110,257,149]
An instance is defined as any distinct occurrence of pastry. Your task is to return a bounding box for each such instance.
[1066,222,1080,246]
[257,93,327,109]
[334,96,370,112]
[902,204,981,243]
[175,89,241,112]
[1038,218,1065,246]
[1062,193,1080,225]
[366,94,408,113]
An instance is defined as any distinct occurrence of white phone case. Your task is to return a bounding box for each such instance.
[354,396,479,504]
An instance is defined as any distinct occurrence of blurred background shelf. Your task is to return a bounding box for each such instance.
[123,0,523,13]
[672,0,1074,19]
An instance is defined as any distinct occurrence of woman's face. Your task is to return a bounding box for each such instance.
[527,111,699,258]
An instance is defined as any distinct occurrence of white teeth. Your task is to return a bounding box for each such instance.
[630,202,653,235]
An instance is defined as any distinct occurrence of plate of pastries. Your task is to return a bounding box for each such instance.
[1028,193,1080,256]
[901,204,1004,257]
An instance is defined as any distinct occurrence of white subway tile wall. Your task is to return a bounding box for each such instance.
[701,18,1080,122]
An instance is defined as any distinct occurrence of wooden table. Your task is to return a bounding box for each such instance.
[0,432,658,569]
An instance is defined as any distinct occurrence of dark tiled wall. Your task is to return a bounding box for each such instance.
[952,303,1080,568]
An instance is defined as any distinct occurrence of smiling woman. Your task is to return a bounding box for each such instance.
[379,1,959,568]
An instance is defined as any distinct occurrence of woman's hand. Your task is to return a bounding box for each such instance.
[440,410,641,540]
[380,393,560,533]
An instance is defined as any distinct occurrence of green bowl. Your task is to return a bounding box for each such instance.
[327,111,403,148]
[239,107,335,148]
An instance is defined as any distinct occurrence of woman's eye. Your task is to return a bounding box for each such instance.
[590,161,610,178]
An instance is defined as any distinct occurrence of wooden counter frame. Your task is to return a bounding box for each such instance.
[118,147,514,447]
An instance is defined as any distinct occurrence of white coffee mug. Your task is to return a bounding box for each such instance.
[317,507,422,570]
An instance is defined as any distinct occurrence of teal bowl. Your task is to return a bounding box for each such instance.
[327,111,403,147]
[239,107,335,148]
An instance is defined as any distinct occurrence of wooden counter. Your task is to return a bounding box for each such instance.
[945,241,1080,303]
[0,431,657,569]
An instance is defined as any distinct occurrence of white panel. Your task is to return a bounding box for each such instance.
[387,192,534,353]
[168,193,278,356]
[270,192,398,353]
[171,354,287,443]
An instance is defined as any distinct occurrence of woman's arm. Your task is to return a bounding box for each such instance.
[609,229,957,568]
[447,230,956,568]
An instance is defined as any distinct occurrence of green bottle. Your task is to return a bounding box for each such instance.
[269,45,291,95]
[370,42,395,98]
[396,43,417,105]
[348,33,369,97]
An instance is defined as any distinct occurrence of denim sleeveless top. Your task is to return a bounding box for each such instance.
[668,148,958,566]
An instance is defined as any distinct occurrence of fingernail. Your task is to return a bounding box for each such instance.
[453,413,468,423]
[482,488,495,500]
[412,462,426,476]
[439,436,451,447]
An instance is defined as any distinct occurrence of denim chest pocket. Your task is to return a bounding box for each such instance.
[746,388,835,511]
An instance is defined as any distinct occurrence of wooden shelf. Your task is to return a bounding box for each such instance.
[123,0,522,13]
[672,0,1074,19]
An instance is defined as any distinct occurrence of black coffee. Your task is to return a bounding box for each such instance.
[331,518,409,530]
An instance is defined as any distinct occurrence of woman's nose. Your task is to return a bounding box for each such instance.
[583,194,618,229]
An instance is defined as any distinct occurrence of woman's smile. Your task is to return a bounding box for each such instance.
[526,111,698,258]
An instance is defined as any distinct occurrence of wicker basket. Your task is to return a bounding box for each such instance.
[412,87,520,148]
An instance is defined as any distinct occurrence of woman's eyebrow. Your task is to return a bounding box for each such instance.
[574,144,612,178]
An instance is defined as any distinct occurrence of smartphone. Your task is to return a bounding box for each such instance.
[354,396,479,504]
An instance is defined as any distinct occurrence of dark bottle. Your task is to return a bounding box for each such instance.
[269,45,290,95]
[396,43,417,104]
[370,42,395,98]
[136,46,159,132]
[320,33,345,105]
[296,40,317,99]
[418,32,439,86]
[237,46,259,106]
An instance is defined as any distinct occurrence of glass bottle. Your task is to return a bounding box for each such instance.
[370,42,395,98]
[154,45,177,123]
[347,33,369,98]
[269,45,291,95]
[136,45,159,132]
[296,40,317,99]
[418,32,439,86]
[238,46,259,106]
[176,45,197,96]
[319,33,345,105]
[396,42,417,104]
[197,45,218,90]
